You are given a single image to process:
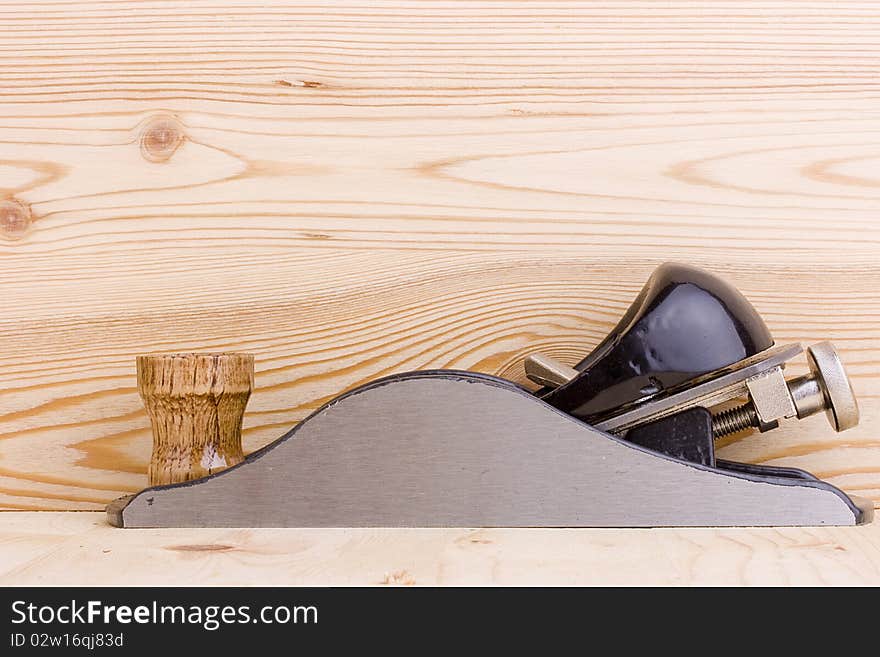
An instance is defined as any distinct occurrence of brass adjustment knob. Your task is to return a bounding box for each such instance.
[787,342,859,432]
[137,353,253,486]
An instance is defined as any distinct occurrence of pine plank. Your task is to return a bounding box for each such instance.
[2,512,879,585]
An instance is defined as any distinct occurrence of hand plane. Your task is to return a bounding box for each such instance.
[108,263,871,528]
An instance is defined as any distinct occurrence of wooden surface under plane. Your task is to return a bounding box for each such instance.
[1,512,879,586]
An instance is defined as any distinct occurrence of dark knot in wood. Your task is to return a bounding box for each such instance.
[140,114,185,163]
[0,198,33,239]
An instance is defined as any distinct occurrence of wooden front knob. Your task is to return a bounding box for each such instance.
[137,353,253,486]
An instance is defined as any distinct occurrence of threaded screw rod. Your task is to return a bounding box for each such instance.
[712,403,760,439]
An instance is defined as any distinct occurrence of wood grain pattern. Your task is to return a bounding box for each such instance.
[2,512,880,585]
[0,1,879,510]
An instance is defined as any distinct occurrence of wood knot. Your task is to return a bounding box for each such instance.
[381,570,416,586]
[140,114,185,162]
[275,79,322,88]
[0,198,33,239]
[167,544,235,553]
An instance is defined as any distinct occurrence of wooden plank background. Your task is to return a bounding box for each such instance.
[0,1,878,511]
[4,513,880,585]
